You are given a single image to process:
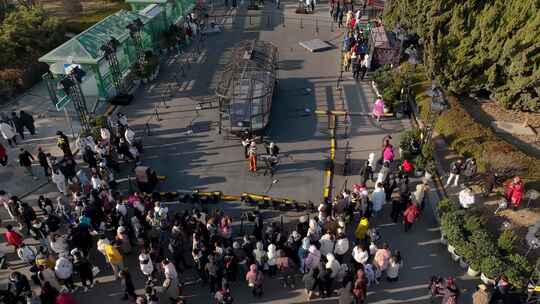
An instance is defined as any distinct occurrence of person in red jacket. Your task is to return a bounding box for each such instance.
[5,224,23,249]
[403,203,420,232]
[401,159,414,175]
[505,176,525,210]
[56,292,78,304]
[0,142,7,166]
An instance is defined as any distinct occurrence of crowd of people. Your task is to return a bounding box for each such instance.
[0,118,448,304]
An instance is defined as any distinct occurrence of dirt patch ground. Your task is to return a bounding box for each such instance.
[461,97,540,159]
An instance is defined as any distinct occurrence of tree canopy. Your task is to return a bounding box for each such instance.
[384,0,540,111]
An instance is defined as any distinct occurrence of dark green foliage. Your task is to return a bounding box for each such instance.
[497,229,519,254]
[383,0,540,111]
[436,198,459,217]
[463,214,487,234]
[481,255,505,278]
[505,254,532,290]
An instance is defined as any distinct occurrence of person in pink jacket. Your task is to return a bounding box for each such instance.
[304,245,321,272]
[372,96,385,123]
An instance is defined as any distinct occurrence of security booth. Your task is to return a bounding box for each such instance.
[367,25,401,70]
[39,10,159,109]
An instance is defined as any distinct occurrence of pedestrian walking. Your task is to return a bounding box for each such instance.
[56,131,72,157]
[119,269,137,300]
[441,277,460,304]
[248,141,257,172]
[54,253,76,292]
[462,157,477,183]
[19,111,36,135]
[371,183,385,216]
[372,95,385,123]
[11,112,25,139]
[302,267,320,301]
[360,54,370,80]
[246,264,264,297]
[0,142,7,166]
[403,203,420,232]
[386,251,403,282]
[445,159,463,187]
[505,176,524,210]
[18,148,37,180]
[5,224,23,249]
[0,120,17,146]
[51,168,67,195]
[37,147,50,177]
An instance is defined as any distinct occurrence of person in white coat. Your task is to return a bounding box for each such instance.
[352,244,369,269]
[0,121,17,146]
[371,182,386,216]
[325,253,340,279]
[334,230,349,264]
[55,254,76,292]
[267,244,278,276]
[51,168,67,195]
[319,232,335,257]
[385,251,403,282]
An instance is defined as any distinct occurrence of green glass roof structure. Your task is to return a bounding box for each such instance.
[39,10,150,65]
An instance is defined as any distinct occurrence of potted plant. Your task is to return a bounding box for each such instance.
[480,255,504,285]
[414,154,426,177]
[497,229,519,254]
[437,198,459,218]
[504,254,532,291]
[459,241,480,274]
[453,240,468,265]
[440,210,464,251]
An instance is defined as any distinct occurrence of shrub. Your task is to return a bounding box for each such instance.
[460,241,481,270]
[463,214,487,234]
[441,211,465,245]
[497,230,519,254]
[504,254,532,290]
[480,255,505,278]
[399,129,421,160]
[437,198,459,217]
[470,230,498,259]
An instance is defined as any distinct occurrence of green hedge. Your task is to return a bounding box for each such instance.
[440,203,533,289]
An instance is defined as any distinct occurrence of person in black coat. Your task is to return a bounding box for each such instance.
[19,111,36,135]
[120,269,137,300]
[37,147,50,177]
[82,146,98,169]
[18,148,36,178]
[11,112,25,139]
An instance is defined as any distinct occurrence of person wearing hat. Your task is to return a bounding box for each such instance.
[472,284,490,304]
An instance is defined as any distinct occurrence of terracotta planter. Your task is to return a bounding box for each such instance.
[467,266,480,277]
[480,273,496,285]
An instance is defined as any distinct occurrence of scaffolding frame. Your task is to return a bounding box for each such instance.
[216,40,278,136]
